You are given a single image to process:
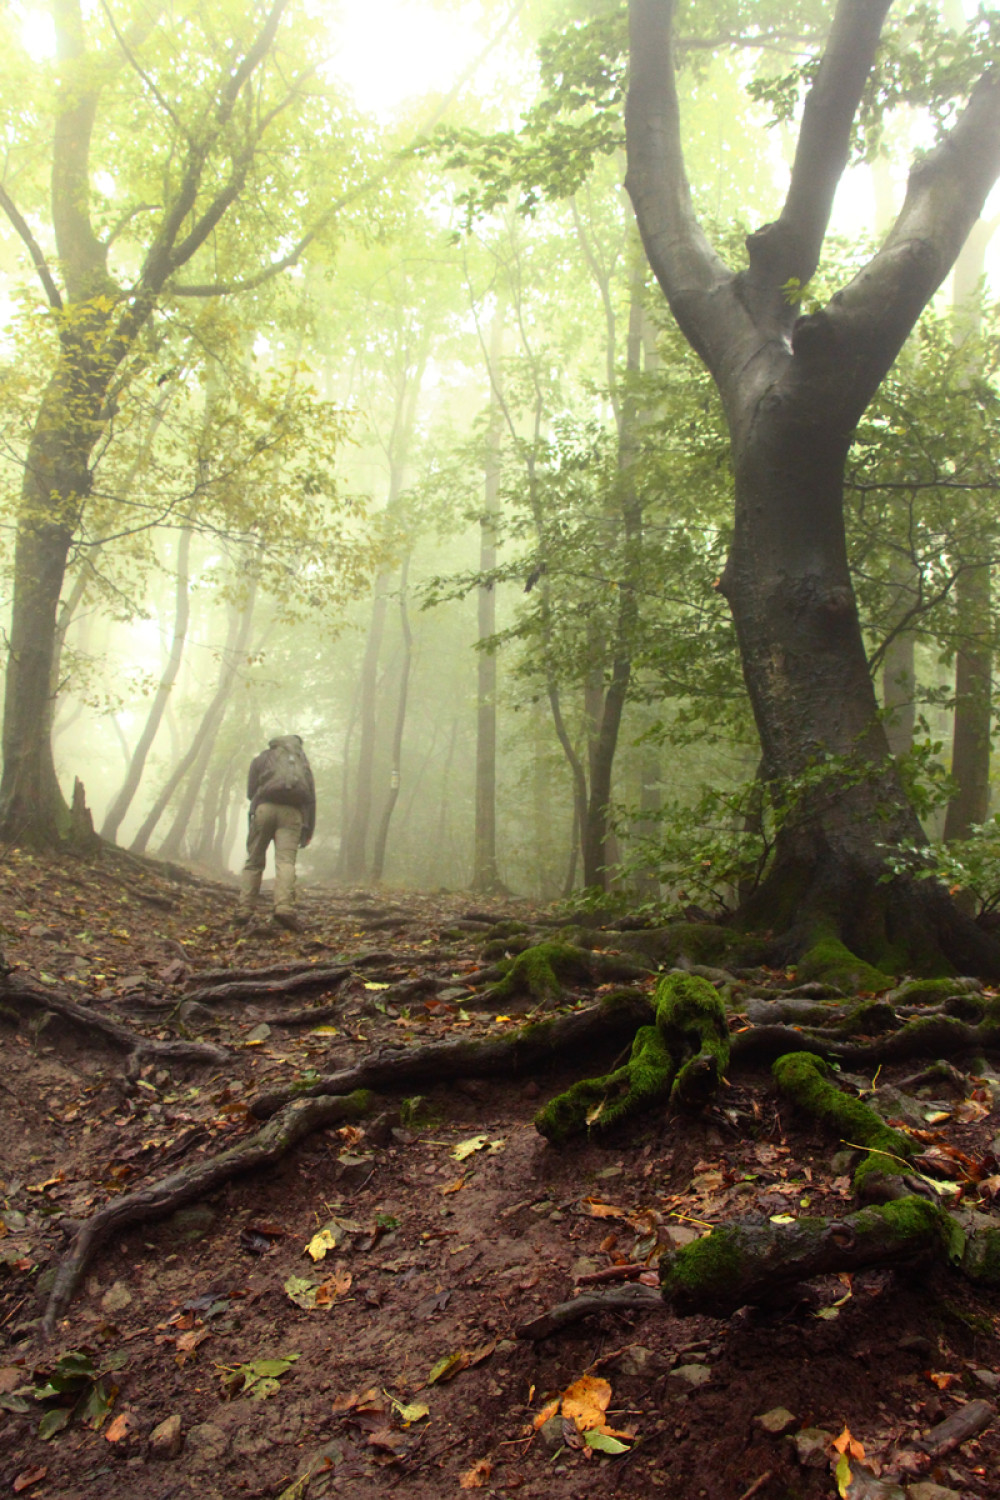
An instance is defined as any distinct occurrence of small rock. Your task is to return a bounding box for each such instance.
[148,1414,183,1460]
[755,1406,797,1436]
[168,1204,217,1242]
[101,1280,133,1315]
[843,1464,904,1498]
[231,1427,272,1458]
[186,1422,230,1468]
[906,1485,962,1500]
[245,1023,271,1043]
[537,1416,567,1452]
[831,1148,859,1175]
[668,1364,712,1392]
[176,1000,216,1028]
[571,1257,602,1280]
[788,1427,833,1468]
[333,1153,374,1190]
[663,1224,700,1248]
[971,1368,1000,1391]
[615,1346,665,1378]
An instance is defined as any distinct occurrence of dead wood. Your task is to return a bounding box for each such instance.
[659,1199,945,1317]
[42,1088,378,1336]
[249,991,655,1118]
[516,1283,662,1339]
[913,1398,995,1457]
[1,973,230,1074]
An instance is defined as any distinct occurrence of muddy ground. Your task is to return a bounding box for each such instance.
[1,846,999,1500]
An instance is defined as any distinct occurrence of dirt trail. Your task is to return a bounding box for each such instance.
[1,848,999,1499]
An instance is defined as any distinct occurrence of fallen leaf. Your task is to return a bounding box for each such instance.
[427,1350,469,1385]
[561,1375,612,1432]
[104,1411,134,1444]
[451,1135,489,1162]
[12,1469,47,1493]
[833,1425,865,1462]
[579,1198,624,1220]
[533,1398,560,1430]
[459,1457,493,1488]
[583,1429,630,1454]
[438,1177,467,1195]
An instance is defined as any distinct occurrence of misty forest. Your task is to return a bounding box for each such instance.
[4,2,1000,1497]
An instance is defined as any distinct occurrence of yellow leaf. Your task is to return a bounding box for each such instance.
[451,1135,489,1161]
[532,1398,560,1430]
[835,1451,852,1498]
[561,1375,612,1432]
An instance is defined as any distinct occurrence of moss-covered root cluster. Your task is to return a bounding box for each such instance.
[485,942,596,1008]
[534,973,729,1145]
[772,1050,915,1200]
[660,1197,948,1316]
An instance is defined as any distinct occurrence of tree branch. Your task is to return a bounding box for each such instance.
[0,182,63,309]
[624,0,736,372]
[809,67,1000,418]
[747,0,893,316]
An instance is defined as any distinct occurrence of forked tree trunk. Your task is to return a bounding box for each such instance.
[626,0,1000,973]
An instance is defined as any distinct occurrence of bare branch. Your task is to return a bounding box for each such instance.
[810,68,1000,416]
[0,183,63,309]
[624,0,735,370]
[749,0,894,308]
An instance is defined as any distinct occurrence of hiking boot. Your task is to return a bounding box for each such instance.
[273,910,303,933]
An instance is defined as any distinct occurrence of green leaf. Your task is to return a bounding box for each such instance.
[583,1428,630,1454]
[38,1407,71,1440]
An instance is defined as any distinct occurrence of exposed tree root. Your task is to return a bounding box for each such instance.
[659,1195,1000,1317]
[249,990,655,1118]
[515,1283,663,1340]
[42,1088,377,1336]
[183,964,353,1008]
[1,973,230,1075]
[534,974,728,1144]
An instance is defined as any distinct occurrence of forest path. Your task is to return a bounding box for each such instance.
[1,847,999,1499]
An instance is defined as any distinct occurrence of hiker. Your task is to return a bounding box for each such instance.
[235,734,316,931]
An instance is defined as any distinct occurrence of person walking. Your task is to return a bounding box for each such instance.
[235,734,316,931]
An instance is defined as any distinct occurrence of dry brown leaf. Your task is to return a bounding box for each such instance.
[579,1197,624,1220]
[104,1411,134,1444]
[459,1458,493,1489]
[12,1469,47,1493]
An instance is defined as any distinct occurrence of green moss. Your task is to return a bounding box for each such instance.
[795,937,894,995]
[835,999,899,1036]
[534,1024,674,1146]
[891,977,969,1006]
[613,922,768,970]
[659,1224,743,1303]
[961,1227,1000,1287]
[481,936,532,961]
[772,1051,914,1196]
[655,972,730,1108]
[487,942,594,1007]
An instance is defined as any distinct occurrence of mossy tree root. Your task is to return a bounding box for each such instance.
[729,1008,1000,1072]
[772,1051,917,1200]
[533,973,729,1144]
[249,989,655,1119]
[660,1197,950,1316]
[43,1090,378,1337]
[482,942,651,1008]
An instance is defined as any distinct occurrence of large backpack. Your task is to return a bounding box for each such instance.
[256,741,311,808]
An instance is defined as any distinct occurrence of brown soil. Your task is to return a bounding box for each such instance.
[1,847,999,1500]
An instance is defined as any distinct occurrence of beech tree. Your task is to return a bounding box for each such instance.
[0,0,353,845]
[625,0,1000,970]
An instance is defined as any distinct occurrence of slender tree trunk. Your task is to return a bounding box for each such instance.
[130,569,258,857]
[342,571,390,879]
[473,309,504,893]
[101,526,192,843]
[371,556,413,882]
[157,580,259,862]
[944,220,996,841]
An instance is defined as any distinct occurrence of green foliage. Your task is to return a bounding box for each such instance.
[882,816,1000,920]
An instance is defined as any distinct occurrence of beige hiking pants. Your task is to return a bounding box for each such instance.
[240,801,303,915]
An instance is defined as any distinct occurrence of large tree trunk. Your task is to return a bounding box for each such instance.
[625,0,1000,973]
